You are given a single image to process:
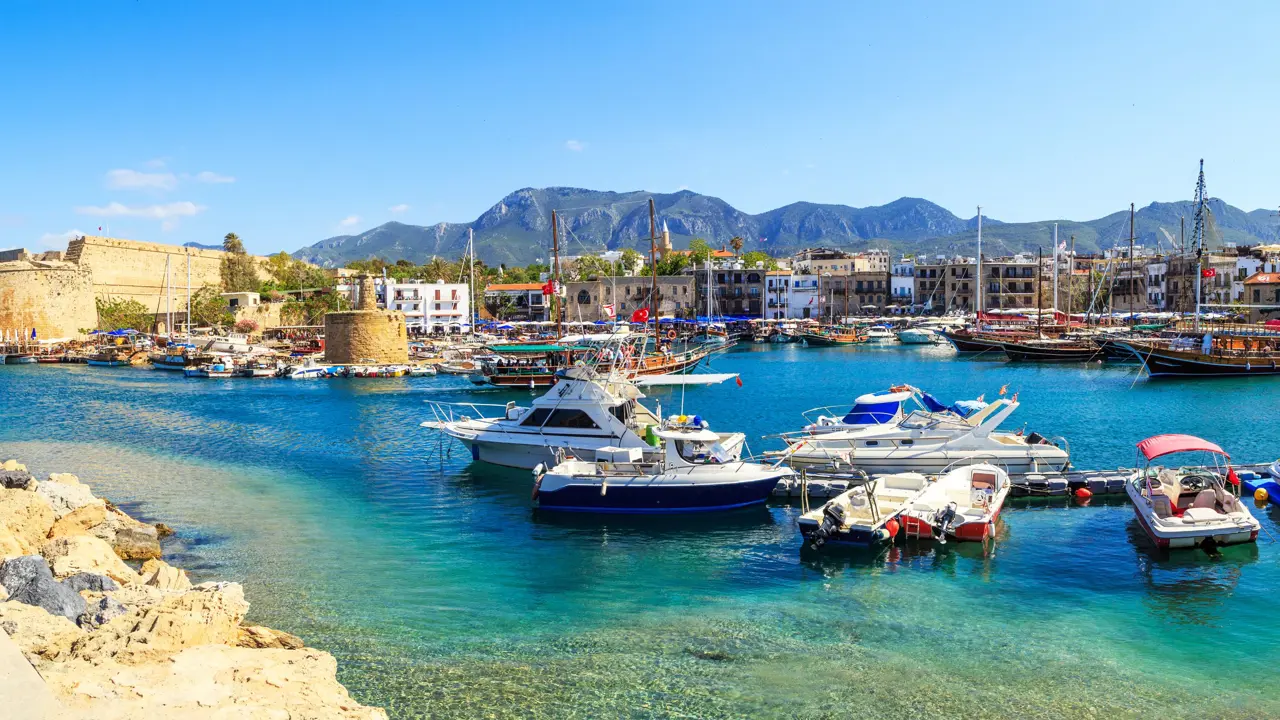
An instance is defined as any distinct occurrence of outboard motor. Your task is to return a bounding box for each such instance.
[931,502,958,544]
[809,502,847,549]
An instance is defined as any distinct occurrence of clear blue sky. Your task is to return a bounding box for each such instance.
[2,1,1278,255]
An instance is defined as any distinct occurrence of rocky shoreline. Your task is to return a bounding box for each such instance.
[0,458,387,719]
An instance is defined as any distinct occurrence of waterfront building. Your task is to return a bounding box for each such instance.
[891,257,915,308]
[564,276,695,321]
[378,278,470,333]
[482,283,548,322]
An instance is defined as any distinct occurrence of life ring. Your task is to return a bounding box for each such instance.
[666,329,677,340]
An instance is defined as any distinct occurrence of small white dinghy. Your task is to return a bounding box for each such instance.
[797,472,930,547]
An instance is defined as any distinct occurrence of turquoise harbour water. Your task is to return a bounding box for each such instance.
[3,344,1280,718]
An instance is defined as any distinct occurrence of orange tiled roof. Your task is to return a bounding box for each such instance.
[1245,273,1280,285]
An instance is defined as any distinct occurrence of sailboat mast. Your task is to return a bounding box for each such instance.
[976,206,983,318]
[469,228,476,335]
[552,210,562,339]
[1128,203,1135,325]
[1192,159,1206,332]
[1052,223,1058,318]
[648,198,658,334]
[1036,246,1043,336]
[1067,235,1075,322]
[185,251,191,335]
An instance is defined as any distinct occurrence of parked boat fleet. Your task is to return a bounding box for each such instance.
[421,354,1264,555]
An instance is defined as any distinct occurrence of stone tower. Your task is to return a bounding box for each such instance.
[324,274,409,364]
[658,221,673,257]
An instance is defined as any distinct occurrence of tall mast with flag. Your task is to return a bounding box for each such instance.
[648,198,658,334]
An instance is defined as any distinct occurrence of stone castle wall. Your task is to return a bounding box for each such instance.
[0,261,98,339]
[68,235,270,311]
[324,311,408,364]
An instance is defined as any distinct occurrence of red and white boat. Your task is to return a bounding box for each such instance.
[900,463,1010,543]
[1125,434,1260,551]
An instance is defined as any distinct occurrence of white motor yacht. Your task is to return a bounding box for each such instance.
[532,424,790,513]
[1126,434,1259,551]
[864,325,897,343]
[897,327,942,345]
[421,367,744,469]
[799,388,916,434]
[776,398,1069,475]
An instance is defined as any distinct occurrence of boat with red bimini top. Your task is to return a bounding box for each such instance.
[1125,434,1260,552]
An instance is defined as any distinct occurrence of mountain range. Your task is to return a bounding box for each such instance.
[292,187,1280,268]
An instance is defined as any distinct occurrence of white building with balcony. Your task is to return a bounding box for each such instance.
[891,257,915,306]
[380,279,471,333]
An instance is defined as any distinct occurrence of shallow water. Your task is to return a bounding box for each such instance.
[2,345,1279,718]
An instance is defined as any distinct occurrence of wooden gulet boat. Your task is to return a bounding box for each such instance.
[800,327,866,346]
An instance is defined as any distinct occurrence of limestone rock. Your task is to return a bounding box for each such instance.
[0,600,84,660]
[40,536,141,585]
[89,506,152,545]
[238,624,306,650]
[42,645,388,719]
[1,459,26,472]
[71,582,249,664]
[109,583,165,612]
[0,469,36,490]
[0,582,7,601]
[0,523,26,560]
[0,555,86,622]
[46,500,106,539]
[79,594,127,629]
[112,524,161,560]
[36,479,98,519]
[46,472,82,486]
[138,558,191,592]
[154,522,175,537]
[0,487,56,554]
[63,572,119,594]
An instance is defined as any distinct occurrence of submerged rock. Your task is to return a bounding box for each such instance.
[0,600,84,660]
[0,487,56,555]
[36,480,98,519]
[0,469,36,490]
[62,572,119,594]
[0,555,86,623]
[72,582,249,664]
[40,535,141,585]
[46,501,106,539]
[154,522,175,537]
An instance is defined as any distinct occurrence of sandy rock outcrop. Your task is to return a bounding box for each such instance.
[37,479,98,519]
[46,501,107,539]
[1,459,27,472]
[90,507,163,560]
[0,601,84,660]
[42,644,388,719]
[0,487,56,556]
[0,555,86,623]
[238,624,306,650]
[138,558,192,592]
[41,535,141,585]
[71,582,249,664]
[46,472,81,486]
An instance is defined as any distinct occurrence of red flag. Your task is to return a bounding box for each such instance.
[1227,466,1240,486]
[1201,268,1217,278]
[735,375,743,387]
[629,307,649,324]
[541,281,555,295]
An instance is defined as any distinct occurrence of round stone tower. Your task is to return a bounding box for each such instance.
[323,274,408,364]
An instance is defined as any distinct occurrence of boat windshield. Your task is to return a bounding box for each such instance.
[675,439,734,464]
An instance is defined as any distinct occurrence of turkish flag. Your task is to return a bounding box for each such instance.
[1202,268,1217,278]
[1227,466,1240,486]
[630,307,649,324]
[541,280,555,295]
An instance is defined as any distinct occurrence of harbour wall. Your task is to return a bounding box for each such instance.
[0,261,98,340]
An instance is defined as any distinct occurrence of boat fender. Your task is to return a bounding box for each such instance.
[531,473,544,501]
[1255,487,1269,503]
[1074,487,1093,499]
[600,480,608,496]
[885,518,900,539]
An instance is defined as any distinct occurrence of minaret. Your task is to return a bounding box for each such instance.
[659,221,673,256]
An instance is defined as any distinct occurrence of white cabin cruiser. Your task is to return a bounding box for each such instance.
[421,367,745,469]
[800,386,949,435]
[798,472,930,547]
[897,327,942,345]
[900,463,1010,543]
[777,398,1069,475]
[1126,434,1259,551]
[532,424,789,513]
[864,325,897,343]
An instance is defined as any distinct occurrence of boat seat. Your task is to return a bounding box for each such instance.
[971,471,998,491]
[880,473,926,491]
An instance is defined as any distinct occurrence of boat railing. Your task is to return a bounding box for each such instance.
[423,399,521,425]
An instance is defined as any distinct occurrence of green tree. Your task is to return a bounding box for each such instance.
[730,236,744,256]
[618,248,642,276]
[656,251,690,276]
[95,297,152,331]
[742,251,778,270]
[190,285,235,329]
[220,232,261,292]
[687,238,712,265]
[571,255,614,280]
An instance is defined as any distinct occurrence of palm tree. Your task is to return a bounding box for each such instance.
[223,232,244,253]
[730,236,744,257]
